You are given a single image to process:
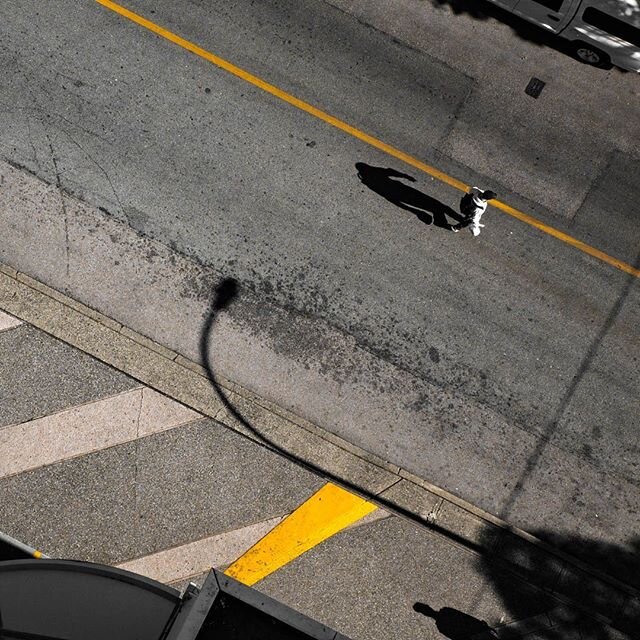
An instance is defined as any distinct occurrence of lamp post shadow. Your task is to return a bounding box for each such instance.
[355,162,463,230]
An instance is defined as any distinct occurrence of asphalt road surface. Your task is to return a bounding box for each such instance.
[1,0,638,588]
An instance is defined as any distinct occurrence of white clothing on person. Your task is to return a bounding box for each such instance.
[465,187,487,237]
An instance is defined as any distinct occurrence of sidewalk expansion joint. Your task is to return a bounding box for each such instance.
[0,261,638,632]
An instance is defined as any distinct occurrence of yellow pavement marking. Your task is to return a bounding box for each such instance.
[96,0,639,279]
[224,483,377,586]
[493,200,639,278]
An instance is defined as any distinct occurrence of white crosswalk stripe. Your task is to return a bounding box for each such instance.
[0,387,200,479]
[0,310,22,332]
[117,516,284,585]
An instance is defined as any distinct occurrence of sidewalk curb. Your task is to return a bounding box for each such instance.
[0,262,637,634]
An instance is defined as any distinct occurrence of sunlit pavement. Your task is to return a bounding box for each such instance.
[0,299,634,639]
[1,0,639,637]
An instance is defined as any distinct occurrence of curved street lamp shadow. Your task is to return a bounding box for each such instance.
[199,277,638,639]
[199,278,477,544]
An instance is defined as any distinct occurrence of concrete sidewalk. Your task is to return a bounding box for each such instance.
[1,267,636,638]
[0,3,638,635]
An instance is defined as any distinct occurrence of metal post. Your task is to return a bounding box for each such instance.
[0,530,48,559]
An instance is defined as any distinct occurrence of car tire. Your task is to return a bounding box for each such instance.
[572,42,612,68]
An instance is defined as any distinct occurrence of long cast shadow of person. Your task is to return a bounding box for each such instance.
[413,603,497,640]
[355,162,463,230]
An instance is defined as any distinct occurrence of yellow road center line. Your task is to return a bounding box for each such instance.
[224,483,377,586]
[493,200,639,277]
[96,0,639,279]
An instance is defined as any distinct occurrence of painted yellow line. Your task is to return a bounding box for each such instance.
[494,200,639,278]
[224,483,377,586]
[95,0,639,279]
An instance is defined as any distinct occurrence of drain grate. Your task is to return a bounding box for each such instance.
[525,77,546,98]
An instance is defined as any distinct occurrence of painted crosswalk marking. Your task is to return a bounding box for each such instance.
[0,310,22,332]
[0,388,200,478]
[0,315,384,591]
[115,488,387,587]
[117,516,285,584]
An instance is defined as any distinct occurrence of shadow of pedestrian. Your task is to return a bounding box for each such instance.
[356,162,463,230]
[413,603,497,639]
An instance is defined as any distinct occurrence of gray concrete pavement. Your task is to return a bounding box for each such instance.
[0,309,633,639]
[0,418,322,564]
[2,270,639,640]
[330,0,640,228]
[0,323,137,427]
[258,516,553,640]
[0,313,323,567]
[2,147,638,589]
[1,0,638,599]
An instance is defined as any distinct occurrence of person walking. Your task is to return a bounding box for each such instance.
[451,187,496,236]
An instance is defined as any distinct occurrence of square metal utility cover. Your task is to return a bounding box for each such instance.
[525,77,546,98]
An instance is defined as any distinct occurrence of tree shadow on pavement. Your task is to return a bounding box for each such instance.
[355,162,462,230]
[539,532,640,594]
[413,603,497,639]
[477,526,640,639]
